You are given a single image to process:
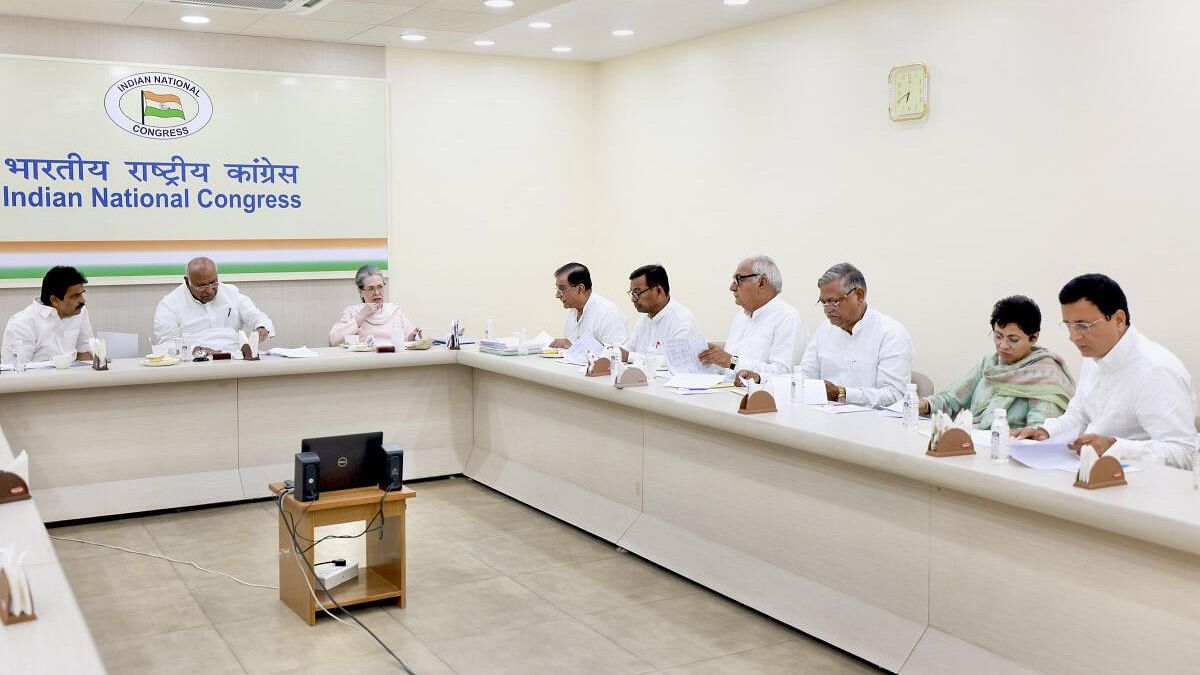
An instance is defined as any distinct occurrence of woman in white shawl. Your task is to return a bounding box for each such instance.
[328,265,419,346]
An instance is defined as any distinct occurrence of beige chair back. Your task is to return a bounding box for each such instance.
[911,371,934,398]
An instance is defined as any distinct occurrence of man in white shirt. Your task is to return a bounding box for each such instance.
[799,262,913,407]
[153,257,275,355]
[1014,274,1197,468]
[621,264,705,363]
[2,266,94,364]
[548,262,627,349]
[699,255,808,376]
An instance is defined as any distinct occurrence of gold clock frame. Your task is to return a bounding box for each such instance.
[888,63,928,121]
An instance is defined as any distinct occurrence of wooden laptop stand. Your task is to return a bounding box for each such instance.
[270,482,415,625]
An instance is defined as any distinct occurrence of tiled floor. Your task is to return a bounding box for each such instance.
[50,477,881,674]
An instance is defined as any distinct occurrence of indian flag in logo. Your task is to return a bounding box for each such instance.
[141,90,186,122]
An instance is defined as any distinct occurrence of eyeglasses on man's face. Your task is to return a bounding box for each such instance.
[815,291,854,312]
[731,273,761,287]
[191,278,219,291]
[1061,318,1107,334]
[628,286,653,301]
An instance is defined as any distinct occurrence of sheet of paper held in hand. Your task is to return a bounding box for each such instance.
[664,337,710,375]
[563,335,606,366]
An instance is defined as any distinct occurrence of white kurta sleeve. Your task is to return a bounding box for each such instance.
[846,327,912,408]
[152,297,181,346]
[595,309,628,346]
[1107,365,1199,468]
[736,314,804,376]
[238,293,274,337]
[798,338,820,380]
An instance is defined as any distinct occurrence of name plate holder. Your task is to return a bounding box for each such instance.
[0,470,30,504]
[614,367,647,389]
[586,357,611,378]
[927,428,975,457]
[90,354,109,371]
[240,344,260,361]
[0,568,35,625]
[737,390,777,415]
[1073,455,1126,490]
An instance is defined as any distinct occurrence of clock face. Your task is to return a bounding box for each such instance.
[889,64,928,121]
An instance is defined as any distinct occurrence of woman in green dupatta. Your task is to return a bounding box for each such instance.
[919,295,1074,429]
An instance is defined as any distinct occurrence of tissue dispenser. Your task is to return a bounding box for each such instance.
[927,428,975,457]
[0,470,30,505]
[1073,455,1126,490]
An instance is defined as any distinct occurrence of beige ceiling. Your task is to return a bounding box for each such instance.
[0,0,840,61]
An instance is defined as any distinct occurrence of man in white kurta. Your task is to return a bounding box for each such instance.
[699,256,808,376]
[2,266,94,364]
[799,263,912,407]
[153,257,275,354]
[621,264,704,363]
[548,263,627,348]
[1016,274,1197,468]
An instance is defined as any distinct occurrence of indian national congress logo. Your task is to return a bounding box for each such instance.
[104,71,213,139]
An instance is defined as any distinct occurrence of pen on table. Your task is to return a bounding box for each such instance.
[227,308,231,317]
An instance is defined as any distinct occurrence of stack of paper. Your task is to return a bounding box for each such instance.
[267,347,320,358]
[663,373,728,395]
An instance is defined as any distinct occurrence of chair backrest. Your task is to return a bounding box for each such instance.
[911,370,934,398]
[95,331,140,360]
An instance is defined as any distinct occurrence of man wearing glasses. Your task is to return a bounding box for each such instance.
[153,256,275,355]
[698,255,808,376]
[621,264,704,363]
[1014,274,1197,469]
[798,262,912,406]
[548,262,627,350]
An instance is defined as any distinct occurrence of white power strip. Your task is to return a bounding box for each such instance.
[314,559,360,591]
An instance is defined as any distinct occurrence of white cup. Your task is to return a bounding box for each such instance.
[151,343,169,357]
[345,334,360,346]
[52,353,73,369]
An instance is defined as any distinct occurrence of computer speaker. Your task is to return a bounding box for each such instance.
[379,443,404,491]
[295,451,320,502]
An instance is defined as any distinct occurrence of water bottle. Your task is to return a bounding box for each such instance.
[484,319,493,340]
[1193,446,1199,491]
[990,408,1010,463]
[902,383,919,428]
[516,328,528,356]
[791,366,804,405]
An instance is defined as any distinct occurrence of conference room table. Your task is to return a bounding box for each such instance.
[1,345,1198,674]
[0,425,104,673]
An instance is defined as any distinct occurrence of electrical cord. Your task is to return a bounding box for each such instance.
[294,487,389,555]
[48,535,279,590]
[277,485,416,675]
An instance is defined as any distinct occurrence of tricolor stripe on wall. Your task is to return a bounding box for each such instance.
[0,239,387,280]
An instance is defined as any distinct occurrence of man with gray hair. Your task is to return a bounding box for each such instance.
[699,255,808,375]
[153,256,275,354]
[799,262,912,406]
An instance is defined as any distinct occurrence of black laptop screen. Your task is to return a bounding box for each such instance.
[299,431,383,492]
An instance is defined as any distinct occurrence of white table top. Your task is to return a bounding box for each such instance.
[0,427,104,673]
[0,345,458,394]
[457,349,1200,558]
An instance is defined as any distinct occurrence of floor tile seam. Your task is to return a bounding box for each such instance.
[507,565,706,619]
[94,622,251,673]
[86,604,214,645]
[345,610,463,675]
[444,538,524,577]
[426,519,566,544]
[566,585,710,621]
[71,574,199,603]
[500,569,587,620]
[421,614,657,672]
[658,635,801,671]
